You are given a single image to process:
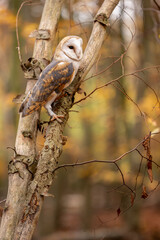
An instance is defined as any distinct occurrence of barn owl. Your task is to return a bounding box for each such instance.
[19,36,83,122]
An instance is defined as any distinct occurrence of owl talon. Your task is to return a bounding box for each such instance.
[50,114,64,123]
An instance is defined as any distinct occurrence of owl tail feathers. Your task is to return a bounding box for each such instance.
[19,101,41,117]
[19,102,29,117]
[19,105,32,117]
[19,99,32,117]
[19,102,24,113]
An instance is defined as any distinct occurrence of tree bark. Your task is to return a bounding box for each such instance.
[0,0,120,239]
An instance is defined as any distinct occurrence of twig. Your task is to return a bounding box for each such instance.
[52,136,153,174]
[134,156,143,192]
[153,0,160,10]
[74,65,160,107]
[133,73,160,107]
[6,147,17,156]
[84,59,160,83]
[112,81,143,116]
[16,0,32,63]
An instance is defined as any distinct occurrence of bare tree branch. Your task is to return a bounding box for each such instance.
[52,135,153,173]
[74,65,160,117]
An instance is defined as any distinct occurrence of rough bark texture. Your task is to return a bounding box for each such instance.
[0,0,120,239]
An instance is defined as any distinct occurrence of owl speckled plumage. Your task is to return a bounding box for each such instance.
[19,36,83,122]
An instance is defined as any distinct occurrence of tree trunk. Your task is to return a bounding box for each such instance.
[0,0,120,239]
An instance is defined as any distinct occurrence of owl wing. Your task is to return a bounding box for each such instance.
[19,60,75,117]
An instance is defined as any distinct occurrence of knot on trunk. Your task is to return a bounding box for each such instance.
[8,155,37,176]
[29,29,51,40]
[21,58,50,79]
[94,13,110,29]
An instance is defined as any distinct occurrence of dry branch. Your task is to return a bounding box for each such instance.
[0,0,120,239]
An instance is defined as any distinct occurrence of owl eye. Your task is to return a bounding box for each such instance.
[68,45,74,49]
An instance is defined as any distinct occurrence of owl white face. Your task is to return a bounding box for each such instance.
[62,37,83,61]
[54,36,83,65]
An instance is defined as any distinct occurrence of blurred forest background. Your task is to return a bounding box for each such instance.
[0,0,160,239]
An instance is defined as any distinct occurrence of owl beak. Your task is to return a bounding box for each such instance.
[76,50,83,60]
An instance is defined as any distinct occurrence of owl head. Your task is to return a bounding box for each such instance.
[54,36,83,63]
